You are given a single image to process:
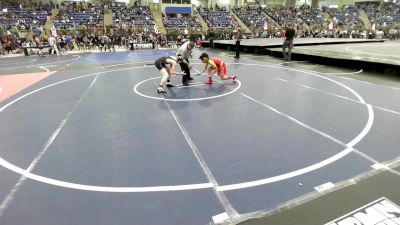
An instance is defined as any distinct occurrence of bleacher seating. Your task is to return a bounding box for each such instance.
[358,2,400,28]
[0,5,48,32]
[163,15,201,28]
[323,5,363,28]
[54,1,103,29]
[233,7,268,27]
[264,7,301,27]
[198,7,239,28]
[298,6,326,27]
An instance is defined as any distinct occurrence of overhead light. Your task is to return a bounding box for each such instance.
[2,8,8,13]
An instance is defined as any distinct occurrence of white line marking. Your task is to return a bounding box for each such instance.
[216,63,374,191]
[276,77,400,116]
[0,62,375,193]
[322,69,363,75]
[343,78,400,92]
[212,212,230,224]
[216,95,370,191]
[241,92,349,146]
[38,66,49,72]
[0,74,99,217]
[301,64,325,69]
[160,85,238,218]
[134,77,241,102]
[345,45,400,58]
[314,182,335,193]
[371,163,389,170]
[339,77,356,80]
[177,83,205,88]
[344,46,400,64]
[0,65,214,192]
[311,69,400,92]
[277,61,308,65]
[192,68,204,75]
[175,82,203,87]
[352,149,400,176]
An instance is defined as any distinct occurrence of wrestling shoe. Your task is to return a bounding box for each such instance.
[157,88,166,94]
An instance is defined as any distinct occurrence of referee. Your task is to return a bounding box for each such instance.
[176,41,195,85]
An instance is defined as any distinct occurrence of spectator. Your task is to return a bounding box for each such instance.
[282,24,295,61]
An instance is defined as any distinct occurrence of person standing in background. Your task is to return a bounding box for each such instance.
[234,28,241,59]
[282,24,295,61]
[208,30,215,48]
[48,35,59,55]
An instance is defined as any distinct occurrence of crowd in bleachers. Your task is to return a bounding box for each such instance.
[0,1,50,36]
[1,1,400,56]
[0,31,178,56]
[198,6,239,28]
[233,7,266,27]
[232,6,279,37]
[112,5,156,32]
[323,5,363,28]
[53,1,103,30]
[357,2,400,28]
[163,14,201,29]
[264,7,303,28]
[298,5,327,27]
[233,7,273,27]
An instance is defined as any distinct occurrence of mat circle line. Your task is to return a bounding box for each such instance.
[345,44,400,58]
[134,76,241,101]
[0,63,373,192]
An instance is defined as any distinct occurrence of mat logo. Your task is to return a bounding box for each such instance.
[325,197,400,225]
